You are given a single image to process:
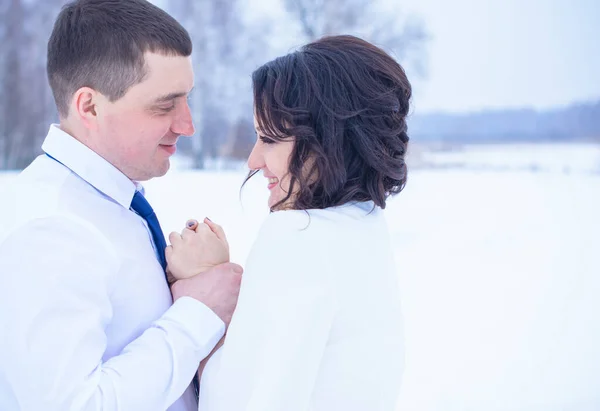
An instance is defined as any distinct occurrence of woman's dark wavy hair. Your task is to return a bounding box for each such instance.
[249,34,411,211]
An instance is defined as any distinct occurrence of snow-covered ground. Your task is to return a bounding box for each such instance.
[417,142,600,175]
[1,143,599,410]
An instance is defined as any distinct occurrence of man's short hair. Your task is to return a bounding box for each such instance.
[47,0,192,117]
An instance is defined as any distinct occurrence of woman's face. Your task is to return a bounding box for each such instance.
[248,115,296,210]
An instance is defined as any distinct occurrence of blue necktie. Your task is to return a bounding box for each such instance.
[131,191,168,272]
[132,192,201,395]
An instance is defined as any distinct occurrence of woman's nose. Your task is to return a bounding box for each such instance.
[247,141,265,170]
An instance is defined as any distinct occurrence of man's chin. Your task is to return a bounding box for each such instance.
[134,160,170,181]
[155,160,171,177]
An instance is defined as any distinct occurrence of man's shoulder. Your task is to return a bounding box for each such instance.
[9,154,69,198]
[0,157,115,243]
[2,158,67,225]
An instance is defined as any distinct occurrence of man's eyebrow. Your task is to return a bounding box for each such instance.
[153,91,187,104]
[153,87,194,104]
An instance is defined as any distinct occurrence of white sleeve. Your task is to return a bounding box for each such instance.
[0,215,225,411]
[199,213,337,411]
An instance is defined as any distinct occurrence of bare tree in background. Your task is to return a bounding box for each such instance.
[0,0,65,170]
[1,0,27,170]
[282,0,428,76]
[168,0,269,168]
[0,0,269,170]
[0,0,426,171]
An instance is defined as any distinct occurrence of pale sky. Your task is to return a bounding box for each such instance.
[155,0,600,113]
[396,0,600,113]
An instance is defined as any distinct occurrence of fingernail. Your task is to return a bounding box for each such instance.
[205,217,212,222]
[187,220,196,228]
[233,266,243,274]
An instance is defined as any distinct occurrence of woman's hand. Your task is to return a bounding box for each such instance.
[166,217,230,281]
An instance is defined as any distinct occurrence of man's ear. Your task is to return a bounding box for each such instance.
[70,87,100,130]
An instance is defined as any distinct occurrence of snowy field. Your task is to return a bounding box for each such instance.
[1,143,599,410]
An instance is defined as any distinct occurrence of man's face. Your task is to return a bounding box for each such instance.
[93,52,195,181]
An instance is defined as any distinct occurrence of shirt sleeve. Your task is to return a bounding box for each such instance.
[0,215,225,411]
[198,212,338,411]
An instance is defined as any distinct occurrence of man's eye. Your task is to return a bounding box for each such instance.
[158,105,175,113]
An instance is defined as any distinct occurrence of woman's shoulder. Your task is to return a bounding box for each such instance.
[259,209,318,235]
[245,210,334,288]
[261,201,379,234]
[244,202,385,291]
[252,202,383,258]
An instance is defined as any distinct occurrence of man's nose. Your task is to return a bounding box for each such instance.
[172,101,195,137]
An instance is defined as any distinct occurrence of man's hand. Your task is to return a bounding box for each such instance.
[170,262,242,326]
[198,334,226,383]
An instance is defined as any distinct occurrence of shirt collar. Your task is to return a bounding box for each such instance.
[41,124,141,208]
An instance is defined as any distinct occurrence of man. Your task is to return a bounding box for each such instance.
[0,0,242,410]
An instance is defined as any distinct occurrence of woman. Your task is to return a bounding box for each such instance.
[168,34,410,410]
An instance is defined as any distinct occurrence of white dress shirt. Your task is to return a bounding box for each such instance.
[0,125,225,411]
[198,202,404,410]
